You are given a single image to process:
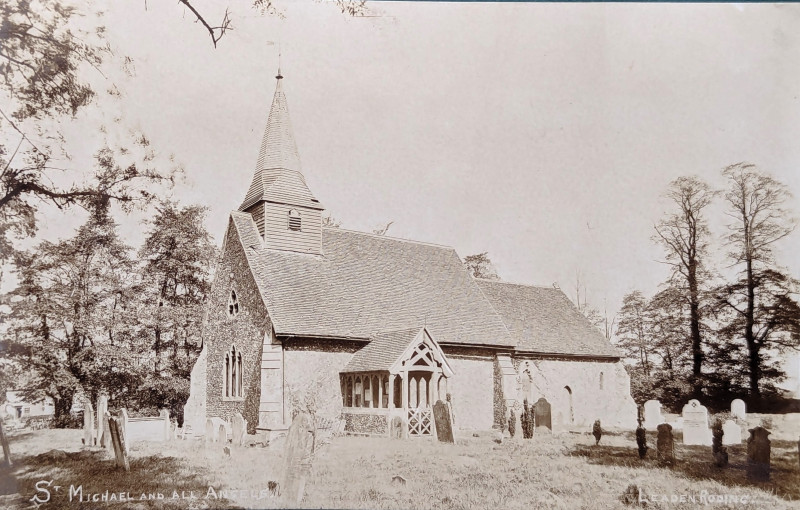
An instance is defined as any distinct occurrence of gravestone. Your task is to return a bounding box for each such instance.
[533,398,551,433]
[159,409,170,441]
[681,400,711,446]
[103,412,114,454]
[432,400,454,443]
[108,415,130,472]
[231,412,247,446]
[390,416,405,439]
[96,395,108,447]
[83,401,95,447]
[643,400,663,429]
[0,420,12,468]
[731,399,746,421]
[205,418,214,443]
[746,427,770,481]
[657,423,675,466]
[279,412,315,505]
[722,420,742,445]
[118,409,130,454]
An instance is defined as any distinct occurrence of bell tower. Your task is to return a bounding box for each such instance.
[240,71,324,255]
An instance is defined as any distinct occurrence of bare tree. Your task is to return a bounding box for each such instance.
[616,290,653,378]
[464,252,499,280]
[716,163,800,404]
[653,176,716,398]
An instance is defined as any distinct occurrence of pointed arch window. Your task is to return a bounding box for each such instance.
[227,290,240,317]
[224,345,244,399]
[288,209,302,231]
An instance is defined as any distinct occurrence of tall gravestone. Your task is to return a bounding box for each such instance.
[533,398,551,433]
[731,399,746,421]
[205,418,214,443]
[83,401,95,447]
[722,420,742,445]
[118,409,130,454]
[280,412,315,505]
[159,409,170,441]
[96,395,108,447]
[681,400,711,446]
[656,423,675,466]
[746,427,770,481]
[231,413,247,446]
[432,400,454,443]
[108,415,130,472]
[390,416,405,439]
[643,400,663,429]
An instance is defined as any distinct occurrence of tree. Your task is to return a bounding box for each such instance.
[4,204,146,423]
[0,1,176,270]
[653,176,716,398]
[716,163,800,405]
[616,291,653,380]
[136,202,215,419]
[463,252,499,280]
[322,214,342,228]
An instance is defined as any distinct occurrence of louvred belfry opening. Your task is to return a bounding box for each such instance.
[239,71,325,254]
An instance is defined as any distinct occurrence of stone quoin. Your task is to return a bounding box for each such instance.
[184,72,638,439]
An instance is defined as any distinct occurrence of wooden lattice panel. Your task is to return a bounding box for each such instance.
[408,408,433,437]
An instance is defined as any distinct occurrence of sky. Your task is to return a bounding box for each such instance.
[17,1,800,323]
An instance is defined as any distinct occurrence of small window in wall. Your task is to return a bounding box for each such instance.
[288,209,302,231]
[227,290,240,317]
[599,372,604,391]
[224,345,244,399]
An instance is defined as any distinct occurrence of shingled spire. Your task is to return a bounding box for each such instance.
[239,72,324,255]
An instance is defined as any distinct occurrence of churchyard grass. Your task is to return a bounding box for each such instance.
[1,427,798,509]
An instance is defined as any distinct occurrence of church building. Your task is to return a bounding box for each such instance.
[183,73,637,438]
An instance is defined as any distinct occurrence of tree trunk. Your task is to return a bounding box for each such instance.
[745,258,760,404]
[688,268,703,398]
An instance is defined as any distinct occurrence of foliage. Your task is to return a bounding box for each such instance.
[711,418,728,467]
[520,398,534,439]
[463,252,499,280]
[507,409,515,438]
[592,419,602,445]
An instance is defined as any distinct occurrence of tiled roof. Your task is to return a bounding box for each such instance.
[229,212,514,347]
[240,77,322,211]
[343,328,421,372]
[475,279,621,358]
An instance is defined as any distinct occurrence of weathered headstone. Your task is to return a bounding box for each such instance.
[746,426,770,481]
[159,409,170,441]
[533,398,551,433]
[83,401,95,447]
[0,420,12,468]
[118,409,130,455]
[722,420,742,445]
[681,400,711,446]
[643,400,663,429]
[218,424,227,443]
[103,412,113,454]
[108,416,130,472]
[205,418,214,443]
[96,395,108,447]
[390,416,405,439]
[731,399,746,421]
[231,412,247,446]
[432,400,454,443]
[279,412,315,505]
[656,423,675,466]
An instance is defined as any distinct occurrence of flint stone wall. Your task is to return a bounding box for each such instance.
[202,220,272,434]
[342,411,389,435]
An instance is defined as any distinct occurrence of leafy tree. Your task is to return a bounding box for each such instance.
[136,202,215,419]
[4,203,146,424]
[653,176,716,397]
[716,163,800,405]
[464,252,499,280]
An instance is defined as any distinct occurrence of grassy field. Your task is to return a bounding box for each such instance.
[1,427,798,509]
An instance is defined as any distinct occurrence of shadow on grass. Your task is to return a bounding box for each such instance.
[569,434,800,502]
[4,448,243,509]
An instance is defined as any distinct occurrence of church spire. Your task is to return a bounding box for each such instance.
[254,70,300,174]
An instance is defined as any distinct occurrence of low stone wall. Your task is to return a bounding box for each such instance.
[342,409,388,435]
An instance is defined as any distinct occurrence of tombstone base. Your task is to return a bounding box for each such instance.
[256,424,290,445]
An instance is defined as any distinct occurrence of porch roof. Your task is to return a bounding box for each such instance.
[342,327,420,373]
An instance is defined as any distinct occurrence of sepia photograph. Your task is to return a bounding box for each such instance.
[1,1,799,508]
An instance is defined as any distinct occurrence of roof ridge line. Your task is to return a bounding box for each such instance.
[473,277,558,290]
[323,226,455,250]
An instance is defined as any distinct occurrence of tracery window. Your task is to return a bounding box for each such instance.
[227,290,240,317]
[224,345,244,399]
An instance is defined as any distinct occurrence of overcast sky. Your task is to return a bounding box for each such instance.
[23,1,800,319]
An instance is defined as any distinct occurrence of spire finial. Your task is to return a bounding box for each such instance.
[276,41,282,80]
